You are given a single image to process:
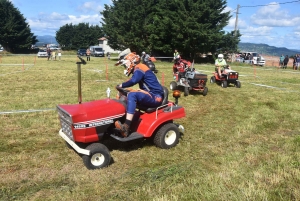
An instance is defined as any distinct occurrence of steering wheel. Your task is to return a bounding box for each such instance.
[115,86,130,96]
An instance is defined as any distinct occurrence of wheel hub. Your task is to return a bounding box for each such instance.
[165,130,176,145]
[91,153,105,166]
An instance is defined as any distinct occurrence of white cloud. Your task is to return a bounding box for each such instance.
[28,12,103,36]
[77,1,104,13]
[250,2,300,27]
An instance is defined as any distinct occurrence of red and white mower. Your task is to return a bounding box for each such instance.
[57,56,186,169]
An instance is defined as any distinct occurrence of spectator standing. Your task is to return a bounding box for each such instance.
[283,55,289,69]
[296,54,300,70]
[106,52,111,60]
[293,55,297,70]
[279,54,285,68]
[173,49,180,64]
[51,50,56,61]
[58,50,62,61]
[86,48,91,61]
[249,53,253,64]
[47,48,51,61]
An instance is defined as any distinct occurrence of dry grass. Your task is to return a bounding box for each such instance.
[0,55,300,201]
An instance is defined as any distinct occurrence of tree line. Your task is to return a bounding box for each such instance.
[0,0,240,60]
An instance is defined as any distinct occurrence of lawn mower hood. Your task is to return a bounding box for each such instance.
[57,98,126,142]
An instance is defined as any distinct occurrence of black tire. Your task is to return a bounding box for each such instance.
[235,80,241,88]
[170,81,177,91]
[154,123,180,149]
[210,76,216,83]
[82,143,111,170]
[221,81,227,88]
[184,87,189,96]
[202,87,208,96]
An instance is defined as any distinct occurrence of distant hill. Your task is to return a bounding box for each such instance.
[35,35,58,47]
[238,42,300,57]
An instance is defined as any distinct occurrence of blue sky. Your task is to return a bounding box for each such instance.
[9,0,300,50]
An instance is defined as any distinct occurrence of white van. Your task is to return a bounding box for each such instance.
[89,46,105,57]
[238,52,265,66]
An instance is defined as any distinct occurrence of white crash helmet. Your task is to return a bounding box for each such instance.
[218,54,224,62]
[115,52,140,76]
[142,51,145,55]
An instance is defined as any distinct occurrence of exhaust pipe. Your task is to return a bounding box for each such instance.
[76,56,87,104]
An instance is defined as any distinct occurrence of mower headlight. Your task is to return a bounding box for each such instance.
[173,90,181,98]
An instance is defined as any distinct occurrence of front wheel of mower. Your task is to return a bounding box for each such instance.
[221,81,227,88]
[210,76,216,83]
[154,123,180,149]
[235,80,241,88]
[82,143,111,170]
[202,87,208,96]
[184,87,189,96]
[170,81,177,91]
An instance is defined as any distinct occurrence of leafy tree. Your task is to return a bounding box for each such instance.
[217,30,241,59]
[56,23,104,50]
[101,0,236,59]
[0,0,37,53]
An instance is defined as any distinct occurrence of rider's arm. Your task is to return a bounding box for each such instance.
[121,69,144,88]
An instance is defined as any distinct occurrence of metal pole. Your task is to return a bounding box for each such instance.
[234,4,240,36]
[77,63,82,104]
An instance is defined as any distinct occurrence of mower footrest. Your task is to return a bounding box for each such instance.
[110,132,144,142]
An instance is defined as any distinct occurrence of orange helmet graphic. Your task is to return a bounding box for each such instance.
[115,52,140,76]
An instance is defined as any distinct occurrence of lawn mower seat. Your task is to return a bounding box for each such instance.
[137,86,169,113]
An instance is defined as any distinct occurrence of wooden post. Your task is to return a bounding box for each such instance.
[106,64,108,80]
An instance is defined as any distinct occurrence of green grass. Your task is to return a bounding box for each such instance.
[0,55,300,201]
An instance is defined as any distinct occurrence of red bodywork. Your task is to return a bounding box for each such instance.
[212,69,239,81]
[173,59,191,73]
[57,98,185,143]
[134,103,185,137]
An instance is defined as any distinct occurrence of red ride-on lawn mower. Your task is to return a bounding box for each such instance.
[210,65,241,88]
[57,56,186,170]
[170,59,208,96]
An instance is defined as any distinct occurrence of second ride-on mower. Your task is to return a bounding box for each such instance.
[210,65,241,88]
[170,58,208,96]
[57,56,186,170]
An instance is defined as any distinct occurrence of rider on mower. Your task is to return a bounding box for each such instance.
[141,51,150,63]
[215,54,231,77]
[115,52,164,137]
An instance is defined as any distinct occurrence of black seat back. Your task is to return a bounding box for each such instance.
[137,86,169,113]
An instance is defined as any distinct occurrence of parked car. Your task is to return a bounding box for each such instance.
[77,49,87,56]
[37,49,48,58]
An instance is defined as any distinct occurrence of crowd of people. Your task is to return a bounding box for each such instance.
[278,54,300,70]
[46,48,62,61]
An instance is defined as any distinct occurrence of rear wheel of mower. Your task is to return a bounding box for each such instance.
[235,80,241,88]
[154,123,180,149]
[82,143,111,170]
[210,76,216,83]
[170,81,177,91]
[202,87,208,96]
[221,81,227,88]
[184,87,189,96]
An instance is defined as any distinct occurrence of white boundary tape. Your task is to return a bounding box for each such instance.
[0,64,34,66]
[0,108,55,115]
[249,83,299,93]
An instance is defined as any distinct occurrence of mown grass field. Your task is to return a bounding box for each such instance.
[0,54,299,201]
